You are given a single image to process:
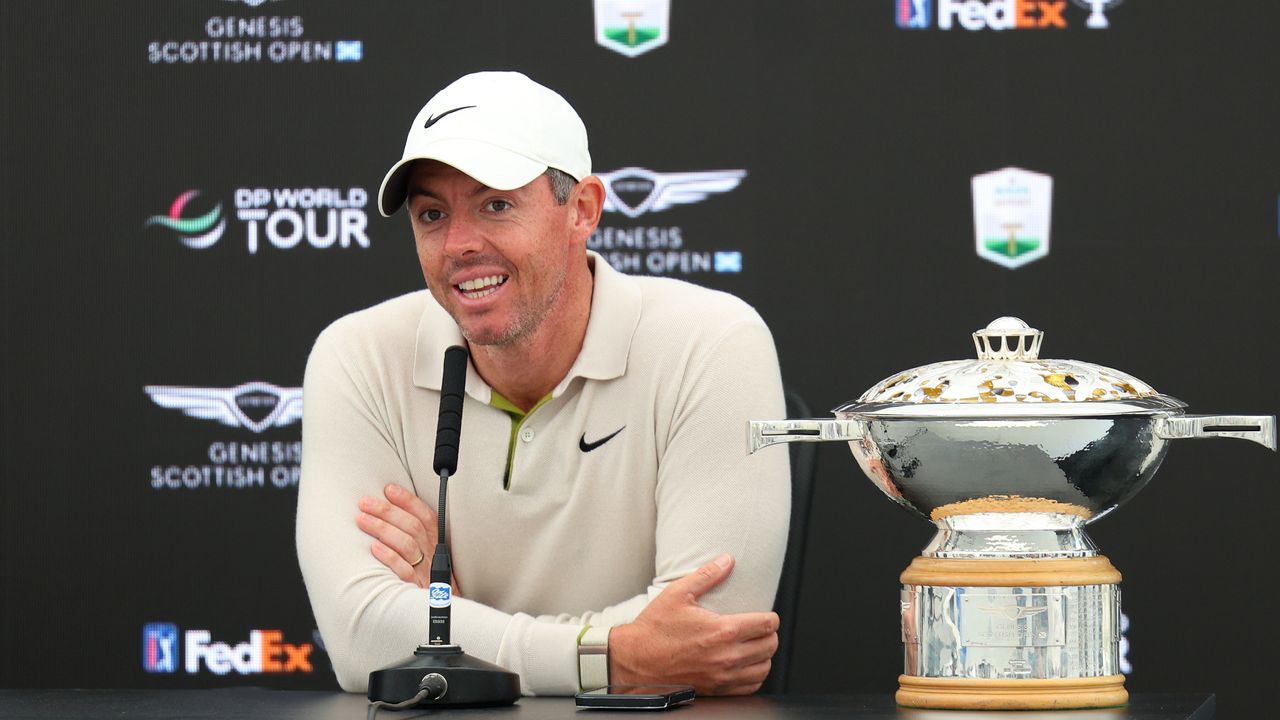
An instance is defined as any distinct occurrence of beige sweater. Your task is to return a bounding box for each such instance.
[296,254,790,695]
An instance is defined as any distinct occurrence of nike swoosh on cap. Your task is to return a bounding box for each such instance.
[579,426,625,453]
[423,105,476,129]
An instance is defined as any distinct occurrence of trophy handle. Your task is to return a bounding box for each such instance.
[1153,415,1276,451]
[747,419,859,453]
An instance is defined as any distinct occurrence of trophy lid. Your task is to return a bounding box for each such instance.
[838,317,1185,418]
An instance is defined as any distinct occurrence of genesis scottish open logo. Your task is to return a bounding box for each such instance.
[146,191,226,249]
[592,167,747,276]
[144,382,303,490]
[594,0,670,57]
[146,186,371,254]
[148,2,363,64]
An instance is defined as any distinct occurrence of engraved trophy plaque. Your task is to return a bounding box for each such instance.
[749,317,1275,710]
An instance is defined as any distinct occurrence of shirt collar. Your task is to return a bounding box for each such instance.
[412,250,642,401]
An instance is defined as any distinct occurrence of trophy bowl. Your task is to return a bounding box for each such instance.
[749,317,1276,709]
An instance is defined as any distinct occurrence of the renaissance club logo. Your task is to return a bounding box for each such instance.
[591,167,747,275]
[971,167,1053,269]
[145,186,371,254]
[145,190,226,249]
[594,0,670,57]
[144,382,303,490]
[143,623,314,675]
[148,1,363,64]
[896,0,1123,30]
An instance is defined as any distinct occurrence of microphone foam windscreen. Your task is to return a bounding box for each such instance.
[432,345,468,475]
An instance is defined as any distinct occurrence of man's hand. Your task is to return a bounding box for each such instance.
[606,554,779,696]
[356,484,439,589]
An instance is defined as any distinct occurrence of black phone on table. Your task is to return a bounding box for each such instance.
[574,685,696,709]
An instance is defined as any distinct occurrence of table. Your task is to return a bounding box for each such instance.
[0,689,1215,719]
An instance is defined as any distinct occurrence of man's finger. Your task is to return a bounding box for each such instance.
[727,611,780,641]
[356,512,423,567]
[371,541,417,584]
[732,631,779,668]
[385,484,436,528]
[666,553,734,601]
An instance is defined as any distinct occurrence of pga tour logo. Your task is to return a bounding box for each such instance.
[971,167,1053,269]
[428,582,452,609]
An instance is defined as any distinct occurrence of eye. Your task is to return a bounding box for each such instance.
[484,199,512,213]
[418,208,445,224]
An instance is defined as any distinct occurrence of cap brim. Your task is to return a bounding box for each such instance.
[377,138,549,217]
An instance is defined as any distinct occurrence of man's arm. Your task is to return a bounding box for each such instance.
[300,314,790,695]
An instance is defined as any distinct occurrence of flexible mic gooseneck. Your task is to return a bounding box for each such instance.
[427,345,467,646]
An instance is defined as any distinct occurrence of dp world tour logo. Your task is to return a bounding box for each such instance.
[145,382,303,433]
[145,190,226,249]
[594,0,669,57]
[598,168,746,218]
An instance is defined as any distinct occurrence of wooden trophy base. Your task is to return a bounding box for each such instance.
[898,555,1127,710]
[897,674,1129,710]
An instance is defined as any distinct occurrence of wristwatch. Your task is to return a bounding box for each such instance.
[577,625,610,691]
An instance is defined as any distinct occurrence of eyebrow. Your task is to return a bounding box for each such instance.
[406,181,495,201]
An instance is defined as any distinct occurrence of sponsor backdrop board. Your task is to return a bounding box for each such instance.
[2,0,1277,714]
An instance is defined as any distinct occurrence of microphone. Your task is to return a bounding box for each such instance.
[432,345,467,476]
[427,345,467,646]
[366,344,520,711]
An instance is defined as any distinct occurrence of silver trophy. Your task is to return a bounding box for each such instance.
[1072,0,1124,29]
[749,317,1275,710]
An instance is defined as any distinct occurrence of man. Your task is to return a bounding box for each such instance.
[296,71,790,697]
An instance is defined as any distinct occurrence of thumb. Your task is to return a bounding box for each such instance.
[669,553,735,602]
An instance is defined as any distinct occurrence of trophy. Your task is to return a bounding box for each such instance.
[1072,0,1124,29]
[749,318,1275,710]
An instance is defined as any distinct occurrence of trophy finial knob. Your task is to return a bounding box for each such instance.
[973,317,1043,360]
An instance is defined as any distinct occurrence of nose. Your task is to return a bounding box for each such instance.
[441,213,484,257]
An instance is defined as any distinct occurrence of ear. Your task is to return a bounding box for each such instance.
[568,176,605,242]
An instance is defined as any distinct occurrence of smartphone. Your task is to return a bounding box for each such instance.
[574,685,696,710]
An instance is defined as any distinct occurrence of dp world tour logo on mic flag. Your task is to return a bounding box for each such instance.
[145,190,226,249]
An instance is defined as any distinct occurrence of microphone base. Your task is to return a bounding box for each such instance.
[367,644,521,708]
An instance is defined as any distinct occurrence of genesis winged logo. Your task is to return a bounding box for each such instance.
[598,168,747,218]
[146,190,226,249]
[145,382,303,433]
[977,605,1051,621]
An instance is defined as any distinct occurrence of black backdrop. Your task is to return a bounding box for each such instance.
[2,0,1278,714]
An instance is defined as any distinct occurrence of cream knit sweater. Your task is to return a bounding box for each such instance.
[297,254,790,695]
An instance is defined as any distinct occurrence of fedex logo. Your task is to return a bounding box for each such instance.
[142,624,314,675]
[901,0,1070,30]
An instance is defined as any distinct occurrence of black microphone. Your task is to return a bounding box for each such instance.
[433,345,468,475]
[428,345,467,646]
[367,343,519,710]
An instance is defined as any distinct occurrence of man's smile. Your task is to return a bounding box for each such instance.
[455,274,509,300]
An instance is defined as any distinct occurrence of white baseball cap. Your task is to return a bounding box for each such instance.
[377,71,592,217]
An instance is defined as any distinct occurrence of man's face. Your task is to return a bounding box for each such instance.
[405,160,579,347]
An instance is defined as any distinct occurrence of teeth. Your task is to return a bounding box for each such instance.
[457,274,507,298]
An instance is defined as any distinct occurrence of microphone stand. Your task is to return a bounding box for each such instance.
[367,346,521,709]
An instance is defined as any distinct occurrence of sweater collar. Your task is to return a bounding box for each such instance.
[413,251,641,401]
